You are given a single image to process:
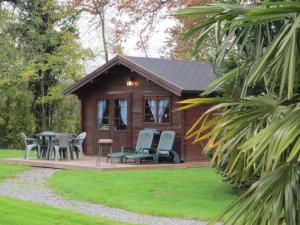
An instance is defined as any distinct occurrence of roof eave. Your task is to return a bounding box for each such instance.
[181,90,203,94]
[64,55,184,97]
[64,55,121,95]
[181,90,223,96]
[118,55,182,96]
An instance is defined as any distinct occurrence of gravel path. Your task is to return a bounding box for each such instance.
[0,168,221,225]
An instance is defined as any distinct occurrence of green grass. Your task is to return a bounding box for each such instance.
[47,168,236,220]
[0,149,36,159]
[0,163,28,181]
[0,161,130,225]
[0,149,236,220]
[0,196,131,225]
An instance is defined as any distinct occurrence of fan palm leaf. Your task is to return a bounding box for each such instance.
[209,163,300,225]
[174,1,300,224]
[173,1,300,100]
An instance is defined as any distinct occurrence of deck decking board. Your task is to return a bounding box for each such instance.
[0,156,210,172]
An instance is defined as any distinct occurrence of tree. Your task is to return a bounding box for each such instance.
[68,0,210,60]
[175,1,300,224]
[113,0,211,59]
[7,0,92,132]
[0,5,35,148]
[68,0,112,62]
[0,0,93,148]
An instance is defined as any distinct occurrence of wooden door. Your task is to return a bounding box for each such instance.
[110,95,131,151]
[96,94,131,152]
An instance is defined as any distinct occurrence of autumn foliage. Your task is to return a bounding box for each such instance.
[68,0,210,59]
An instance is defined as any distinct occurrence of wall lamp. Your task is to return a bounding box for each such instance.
[126,77,135,87]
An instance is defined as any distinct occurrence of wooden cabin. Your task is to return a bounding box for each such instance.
[64,55,216,162]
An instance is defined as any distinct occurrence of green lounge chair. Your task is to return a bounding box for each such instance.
[125,131,180,164]
[107,130,154,163]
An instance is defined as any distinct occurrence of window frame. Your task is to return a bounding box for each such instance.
[144,97,157,124]
[157,97,171,124]
[143,96,171,125]
[113,98,128,131]
[97,97,110,131]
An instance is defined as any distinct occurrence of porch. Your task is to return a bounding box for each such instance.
[0,156,210,171]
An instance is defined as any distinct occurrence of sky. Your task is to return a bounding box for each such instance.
[78,11,176,74]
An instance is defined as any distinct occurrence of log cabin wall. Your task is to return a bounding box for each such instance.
[181,102,212,161]
[65,54,218,162]
[77,65,185,158]
[77,65,211,161]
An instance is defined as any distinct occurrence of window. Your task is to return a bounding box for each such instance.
[98,99,110,129]
[144,98,157,123]
[144,97,170,124]
[158,98,170,123]
[114,99,128,130]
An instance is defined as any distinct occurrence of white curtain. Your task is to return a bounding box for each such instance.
[98,100,107,127]
[119,99,128,126]
[158,99,169,123]
[148,99,157,122]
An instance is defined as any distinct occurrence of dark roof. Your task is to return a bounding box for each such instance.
[64,55,216,96]
[126,56,215,92]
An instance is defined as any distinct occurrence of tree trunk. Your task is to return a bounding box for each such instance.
[40,75,46,131]
[99,8,108,62]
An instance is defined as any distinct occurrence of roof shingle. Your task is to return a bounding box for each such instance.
[64,55,216,96]
[125,56,215,92]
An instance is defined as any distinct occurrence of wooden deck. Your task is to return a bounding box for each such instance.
[0,156,210,172]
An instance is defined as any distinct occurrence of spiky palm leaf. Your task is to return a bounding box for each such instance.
[174,1,300,225]
[210,163,300,225]
[178,95,299,179]
[174,1,300,100]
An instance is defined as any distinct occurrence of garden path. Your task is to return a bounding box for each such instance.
[0,168,221,225]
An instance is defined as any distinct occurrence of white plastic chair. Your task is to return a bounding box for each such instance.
[21,132,41,160]
[53,134,73,161]
[72,132,86,159]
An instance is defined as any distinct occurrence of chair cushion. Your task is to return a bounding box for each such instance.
[159,150,170,156]
[125,153,152,159]
[98,139,113,144]
[108,152,127,158]
[142,149,150,154]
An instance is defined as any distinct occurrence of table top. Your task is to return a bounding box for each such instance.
[98,139,113,144]
[36,132,77,137]
[36,131,57,137]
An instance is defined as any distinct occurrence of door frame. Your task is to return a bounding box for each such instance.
[95,93,132,150]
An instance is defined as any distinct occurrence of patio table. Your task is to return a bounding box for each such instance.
[35,131,57,160]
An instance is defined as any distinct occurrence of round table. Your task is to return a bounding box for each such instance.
[35,131,57,159]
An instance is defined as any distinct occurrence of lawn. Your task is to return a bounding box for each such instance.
[0,149,37,159]
[0,196,131,225]
[0,163,28,181]
[47,168,236,220]
[0,162,131,225]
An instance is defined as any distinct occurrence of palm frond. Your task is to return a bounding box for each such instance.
[174,1,300,224]
[174,2,300,100]
[209,163,300,225]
